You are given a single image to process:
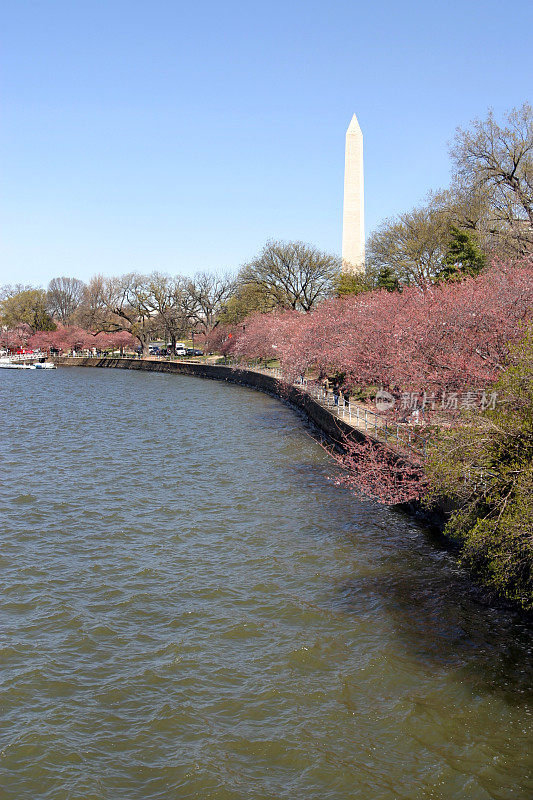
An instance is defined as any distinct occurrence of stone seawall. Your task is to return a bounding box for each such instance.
[55,356,367,447]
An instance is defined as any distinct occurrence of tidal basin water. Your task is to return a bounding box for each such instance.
[0,367,531,799]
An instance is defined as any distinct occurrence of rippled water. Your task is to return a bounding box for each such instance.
[0,367,531,799]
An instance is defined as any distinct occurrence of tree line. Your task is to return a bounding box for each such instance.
[0,241,341,354]
[365,102,532,288]
[2,104,531,354]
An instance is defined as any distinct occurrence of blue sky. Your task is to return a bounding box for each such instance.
[1,0,531,286]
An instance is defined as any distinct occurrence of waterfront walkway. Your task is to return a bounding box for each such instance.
[239,362,427,456]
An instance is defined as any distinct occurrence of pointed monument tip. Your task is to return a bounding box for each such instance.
[347,113,362,135]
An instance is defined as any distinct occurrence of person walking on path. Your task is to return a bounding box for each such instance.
[332,384,340,406]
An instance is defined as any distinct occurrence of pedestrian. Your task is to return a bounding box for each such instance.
[343,389,350,407]
[333,383,340,406]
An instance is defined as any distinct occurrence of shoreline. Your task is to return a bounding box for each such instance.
[55,355,372,441]
[55,355,446,523]
[54,356,530,617]
[54,354,402,448]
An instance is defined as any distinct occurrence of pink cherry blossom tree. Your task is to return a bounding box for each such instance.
[1,324,33,352]
[331,436,429,505]
[233,258,533,400]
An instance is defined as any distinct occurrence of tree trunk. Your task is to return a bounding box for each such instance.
[137,333,150,357]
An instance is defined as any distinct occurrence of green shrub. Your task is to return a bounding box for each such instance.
[426,327,533,610]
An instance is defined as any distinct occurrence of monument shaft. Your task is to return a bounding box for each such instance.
[342,114,365,272]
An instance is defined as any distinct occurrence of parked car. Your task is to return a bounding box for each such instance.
[174,347,187,356]
[186,348,203,356]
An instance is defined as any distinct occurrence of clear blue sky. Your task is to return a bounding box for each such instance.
[1,0,531,286]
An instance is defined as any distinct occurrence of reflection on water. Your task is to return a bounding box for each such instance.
[0,367,531,800]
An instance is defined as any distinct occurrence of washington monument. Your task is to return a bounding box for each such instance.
[342,113,365,272]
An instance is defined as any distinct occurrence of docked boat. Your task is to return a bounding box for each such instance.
[0,357,56,370]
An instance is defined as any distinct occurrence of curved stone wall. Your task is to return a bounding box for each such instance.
[55,356,364,446]
[56,356,450,528]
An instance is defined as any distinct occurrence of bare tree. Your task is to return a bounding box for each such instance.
[75,274,108,331]
[79,273,156,355]
[186,272,234,335]
[107,274,158,356]
[239,240,340,312]
[47,276,86,322]
[146,272,195,352]
[451,103,533,255]
[1,283,34,301]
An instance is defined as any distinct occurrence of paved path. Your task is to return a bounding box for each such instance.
[242,363,426,456]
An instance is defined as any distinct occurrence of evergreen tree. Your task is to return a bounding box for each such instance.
[438,226,486,282]
[376,266,400,292]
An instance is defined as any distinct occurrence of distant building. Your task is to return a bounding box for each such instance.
[342,113,365,273]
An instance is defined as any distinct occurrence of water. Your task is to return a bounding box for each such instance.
[0,367,531,800]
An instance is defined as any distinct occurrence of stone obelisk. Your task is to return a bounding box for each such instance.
[342,113,365,272]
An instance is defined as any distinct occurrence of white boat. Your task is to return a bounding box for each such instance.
[0,357,56,370]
